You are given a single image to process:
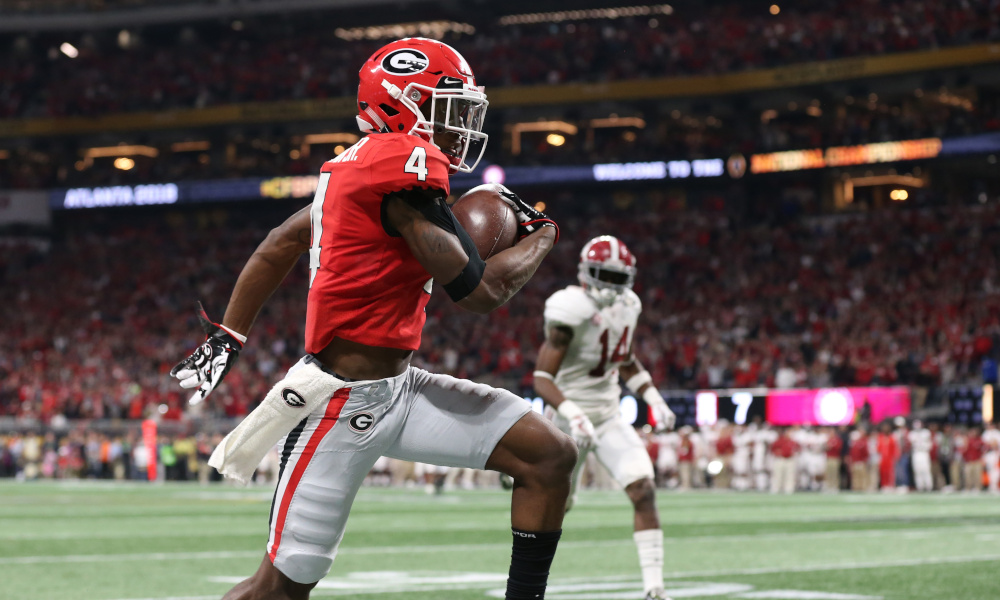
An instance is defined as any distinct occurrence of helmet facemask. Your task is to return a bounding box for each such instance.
[578,261,635,306]
[392,80,488,173]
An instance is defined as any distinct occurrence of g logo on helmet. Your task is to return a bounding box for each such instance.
[281,388,307,408]
[382,49,429,75]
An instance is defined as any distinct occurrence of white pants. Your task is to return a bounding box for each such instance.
[555,414,654,510]
[912,451,933,491]
[266,364,530,583]
[771,457,796,494]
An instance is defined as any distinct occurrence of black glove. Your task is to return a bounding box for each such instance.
[169,303,244,405]
[497,186,559,243]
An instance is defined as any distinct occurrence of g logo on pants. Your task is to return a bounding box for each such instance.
[348,412,375,432]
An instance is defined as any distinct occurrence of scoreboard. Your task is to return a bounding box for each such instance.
[632,387,906,427]
[527,386,914,427]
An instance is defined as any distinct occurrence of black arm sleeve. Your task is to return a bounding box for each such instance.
[381,187,486,302]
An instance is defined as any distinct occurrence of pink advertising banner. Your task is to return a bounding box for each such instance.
[766,387,911,426]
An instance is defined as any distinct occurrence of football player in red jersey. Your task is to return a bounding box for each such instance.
[170,38,576,600]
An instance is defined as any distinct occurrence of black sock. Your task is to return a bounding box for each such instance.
[505,528,562,599]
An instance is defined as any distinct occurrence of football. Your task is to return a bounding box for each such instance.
[451,183,519,259]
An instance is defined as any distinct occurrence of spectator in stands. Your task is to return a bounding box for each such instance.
[2,0,996,120]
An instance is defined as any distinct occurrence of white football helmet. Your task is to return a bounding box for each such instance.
[577,235,636,306]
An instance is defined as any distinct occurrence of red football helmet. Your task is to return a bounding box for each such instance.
[578,235,637,305]
[357,37,488,173]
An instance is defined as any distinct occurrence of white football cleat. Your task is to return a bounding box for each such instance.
[644,589,672,600]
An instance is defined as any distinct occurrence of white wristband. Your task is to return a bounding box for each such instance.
[219,324,248,344]
[625,370,653,394]
[533,370,555,381]
[642,386,665,408]
[557,399,586,420]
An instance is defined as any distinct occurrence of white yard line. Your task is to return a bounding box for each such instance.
[101,554,1000,600]
[5,521,997,543]
[0,550,260,565]
[7,526,999,567]
[661,554,1000,579]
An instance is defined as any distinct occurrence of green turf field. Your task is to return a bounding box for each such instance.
[2,482,999,600]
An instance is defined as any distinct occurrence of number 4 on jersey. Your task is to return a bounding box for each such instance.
[589,327,630,377]
[404,146,428,181]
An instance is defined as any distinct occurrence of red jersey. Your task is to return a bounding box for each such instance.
[877,433,898,463]
[826,434,843,458]
[771,435,798,458]
[678,438,694,462]
[305,133,452,353]
[964,436,985,462]
[716,435,734,456]
[848,436,869,463]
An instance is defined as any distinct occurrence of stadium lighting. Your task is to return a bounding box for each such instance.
[546,133,566,147]
[508,121,578,155]
[500,5,673,25]
[890,189,909,201]
[60,42,79,58]
[114,157,135,171]
[81,144,158,168]
[769,4,780,15]
[534,202,547,212]
[299,133,360,158]
[117,30,131,49]
[335,21,474,41]
[170,141,210,153]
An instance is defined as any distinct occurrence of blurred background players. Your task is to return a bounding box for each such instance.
[677,427,696,491]
[751,421,777,492]
[823,427,844,493]
[962,426,984,492]
[731,424,753,491]
[770,427,798,494]
[909,421,934,492]
[982,422,1000,493]
[848,429,871,492]
[876,422,899,491]
[533,235,676,600]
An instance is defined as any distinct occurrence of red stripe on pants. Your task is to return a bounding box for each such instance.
[268,388,352,563]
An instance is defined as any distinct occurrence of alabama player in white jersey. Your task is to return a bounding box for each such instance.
[533,235,676,600]
[908,420,934,492]
[731,424,754,491]
[750,420,777,491]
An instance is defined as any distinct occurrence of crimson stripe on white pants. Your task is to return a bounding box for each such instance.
[266,388,352,562]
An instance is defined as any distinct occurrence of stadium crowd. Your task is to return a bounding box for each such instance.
[2,197,999,426]
[3,85,996,190]
[1,0,997,119]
